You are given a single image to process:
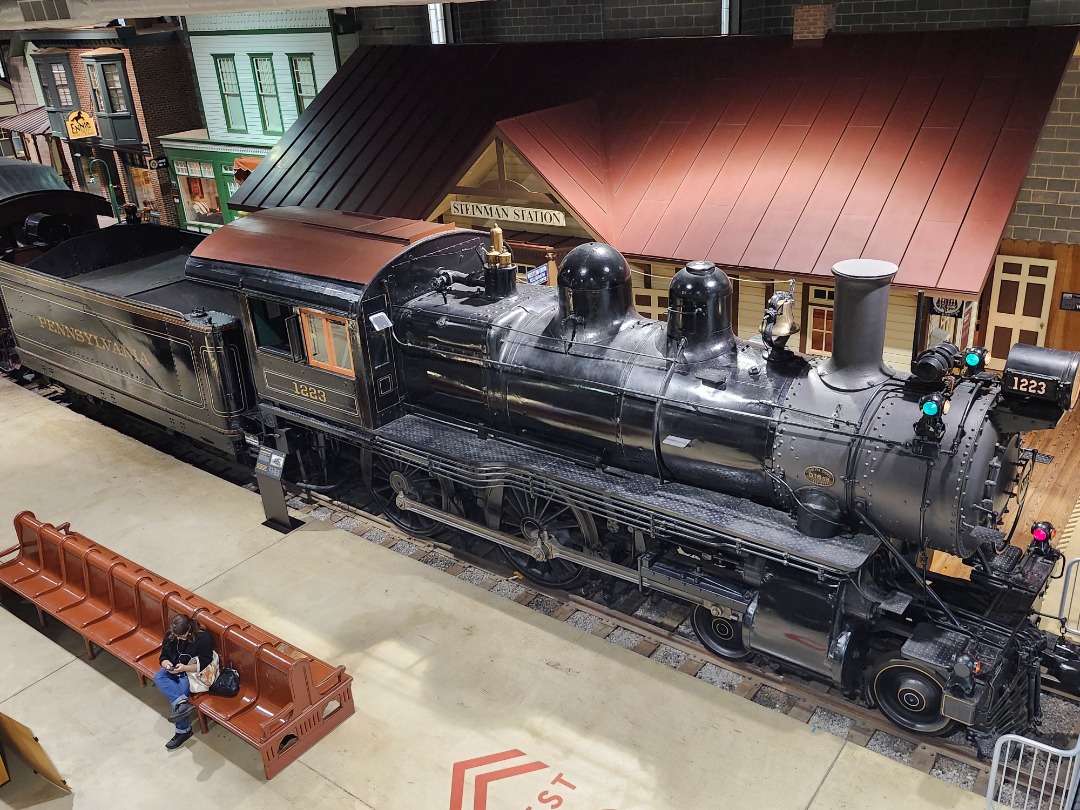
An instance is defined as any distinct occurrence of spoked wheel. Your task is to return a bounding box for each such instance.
[870,659,956,736]
[496,488,593,589]
[691,605,751,661]
[367,453,445,536]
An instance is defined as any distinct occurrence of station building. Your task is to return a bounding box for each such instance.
[231,21,1080,369]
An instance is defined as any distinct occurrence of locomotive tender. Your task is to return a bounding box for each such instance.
[2,197,1080,753]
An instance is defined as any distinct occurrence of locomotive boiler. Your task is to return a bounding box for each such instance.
[395,240,1076,561]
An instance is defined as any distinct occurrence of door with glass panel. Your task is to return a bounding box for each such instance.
[985,256,1057,370]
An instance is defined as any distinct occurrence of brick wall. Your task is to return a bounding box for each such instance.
[56,39,201,227]
[601,0,721,38]
[456,0,604,42]
[793,3,836,38]
[353,6,430,45]
[1028,0,1080,24]
[4,49,41,112]
[1005,51,1080,244]
[742,0,1028,35]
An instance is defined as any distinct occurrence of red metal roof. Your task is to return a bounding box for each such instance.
[231,29,1078,295]
[190,206,455,284]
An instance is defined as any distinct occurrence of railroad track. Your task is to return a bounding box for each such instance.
[9,371,1080,803]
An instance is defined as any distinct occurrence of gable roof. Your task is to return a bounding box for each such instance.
[231,28,1079,295]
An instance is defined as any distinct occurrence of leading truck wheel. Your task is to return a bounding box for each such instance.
[870,659,957,736]
[691,605,751,661]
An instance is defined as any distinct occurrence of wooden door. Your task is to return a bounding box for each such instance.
[985,255,1057,369]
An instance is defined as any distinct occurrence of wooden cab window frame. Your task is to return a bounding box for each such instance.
[299,308,354,375]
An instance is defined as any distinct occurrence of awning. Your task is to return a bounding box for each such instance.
[0,107,50,137]
[232,156,262,186]
[233,156,262,173]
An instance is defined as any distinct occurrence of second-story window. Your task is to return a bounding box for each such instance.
[102,63,127,113]
[250,55,282,134]
[86,66,104,111]
[289,54,316,114]
[214,55,246,132]
[50,62,73,106]
[35,63,55,107]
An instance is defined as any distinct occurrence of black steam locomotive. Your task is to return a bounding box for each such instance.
[2,183,1080,754]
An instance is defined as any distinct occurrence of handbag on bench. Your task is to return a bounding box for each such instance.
[210,663,240,697]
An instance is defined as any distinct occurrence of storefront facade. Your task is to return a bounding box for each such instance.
[160,133,269,233]
[17,24,203,227]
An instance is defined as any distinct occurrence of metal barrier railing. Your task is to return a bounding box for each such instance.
[987,732,1080,809]
[1059,559,1080,639]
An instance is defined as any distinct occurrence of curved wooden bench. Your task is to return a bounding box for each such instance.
[0,511,355,779]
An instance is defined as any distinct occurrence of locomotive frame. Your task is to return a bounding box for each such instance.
[1,202,1080,756]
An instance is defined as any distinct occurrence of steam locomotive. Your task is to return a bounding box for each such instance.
[2,174,1080,754]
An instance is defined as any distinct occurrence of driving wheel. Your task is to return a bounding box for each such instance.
[691,605,751,661]
[496,488,593,589]
[367,453,445,536]
[870,659,956,736]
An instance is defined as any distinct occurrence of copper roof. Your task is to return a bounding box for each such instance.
[231,28,1078,295]
[189,207,456,284]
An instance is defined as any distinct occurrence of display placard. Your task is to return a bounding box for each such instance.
[254,446,286,480]
[1061,292,1080,312]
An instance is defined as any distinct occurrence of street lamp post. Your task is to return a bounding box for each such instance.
[76,153,120,222]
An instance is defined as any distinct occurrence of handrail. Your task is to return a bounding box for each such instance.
[987,732,1080,809]
[1059,558,1080,638]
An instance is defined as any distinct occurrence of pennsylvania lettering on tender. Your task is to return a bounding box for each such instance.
[36,315,152,364]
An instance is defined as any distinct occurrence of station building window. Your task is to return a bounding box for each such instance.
[805,285,835,356]
[300,309,353,374]
[174,160,223,226]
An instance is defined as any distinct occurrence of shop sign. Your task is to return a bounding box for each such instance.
[65,110,97,140]
[451,201,566,228]
[148,157,169,171]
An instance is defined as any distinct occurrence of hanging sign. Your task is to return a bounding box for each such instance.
[65,110,97,140]
[451,201,566,228]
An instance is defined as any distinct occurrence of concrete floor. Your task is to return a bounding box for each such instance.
[0,376,985,809]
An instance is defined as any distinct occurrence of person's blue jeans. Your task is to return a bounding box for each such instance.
[153,668,192,734]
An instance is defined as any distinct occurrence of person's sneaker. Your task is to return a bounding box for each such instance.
[165,730,193,750]
[167,700,195,723]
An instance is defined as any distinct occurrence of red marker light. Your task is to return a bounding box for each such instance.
[1032,521,1056,543]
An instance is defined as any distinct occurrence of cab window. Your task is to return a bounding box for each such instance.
[301,309,353,374]
[250,299,292,353]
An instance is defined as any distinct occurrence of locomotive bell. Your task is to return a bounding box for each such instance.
[665,260,734,361]
[556,242,636,342]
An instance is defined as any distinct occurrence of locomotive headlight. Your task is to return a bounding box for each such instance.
[962,347,988,376]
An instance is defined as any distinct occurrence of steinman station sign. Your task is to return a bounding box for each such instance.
[451,201,566,228]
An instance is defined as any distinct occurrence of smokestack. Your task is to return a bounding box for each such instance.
[819,259,897,391]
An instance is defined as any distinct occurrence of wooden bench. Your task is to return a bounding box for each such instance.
[0,511,355,779]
